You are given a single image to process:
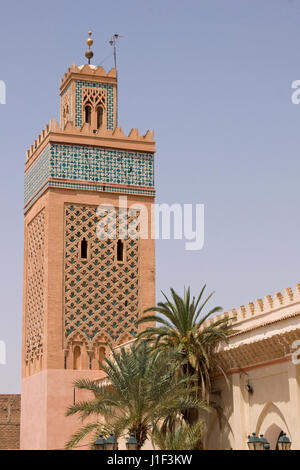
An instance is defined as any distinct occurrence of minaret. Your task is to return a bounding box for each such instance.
[21,33,156,449]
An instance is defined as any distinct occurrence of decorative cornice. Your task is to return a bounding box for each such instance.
[60,63,117,94]
[215,328,300,371]
[24,177,156,213]
[25,119,155,170]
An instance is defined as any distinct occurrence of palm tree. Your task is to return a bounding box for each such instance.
[65,342,208,450]
[137,286,234,423]
[152,422,205,450]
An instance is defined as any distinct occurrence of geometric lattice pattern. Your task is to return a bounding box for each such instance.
[25,209,45,363]
[64,203,139,350]
[24,143,154,209]
[75,80,114,129]
[61,85,72,128]
[82,86,106,112]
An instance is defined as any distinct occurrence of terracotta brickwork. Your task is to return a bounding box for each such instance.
[61,87,72,128]
[0,395,21,450]
[25,209,45,373]
[64,202,140,367]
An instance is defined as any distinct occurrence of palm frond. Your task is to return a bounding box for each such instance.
[65,422,101,450]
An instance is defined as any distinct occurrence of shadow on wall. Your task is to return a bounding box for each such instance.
[256,402,291,450]
[264,424,284,450]
[204,378,234,450]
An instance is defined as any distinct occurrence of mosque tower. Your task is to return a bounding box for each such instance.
[21,33,156,449]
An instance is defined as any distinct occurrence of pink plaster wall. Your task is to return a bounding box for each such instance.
[21,369,105,450]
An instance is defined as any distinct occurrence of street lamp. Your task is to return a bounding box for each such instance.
[259,434,270,450]
[105,432,118,450]
[126,433,138,450]
[94,433,106,450]
[277,433,292,450]
[247,432,264,450]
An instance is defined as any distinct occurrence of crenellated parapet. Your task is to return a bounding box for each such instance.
[25,119,58,167]
[202,284,300,332]
[60,63,117,91]
[25,119,155,169]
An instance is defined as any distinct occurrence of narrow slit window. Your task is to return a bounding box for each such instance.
[85,105,91,124]
[99,347,105,370]
[97,107,103,129]
[80,238,88,259]
[117,240,124,262]
[73,346,81,370]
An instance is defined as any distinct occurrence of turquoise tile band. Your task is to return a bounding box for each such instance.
[24,143,155,210]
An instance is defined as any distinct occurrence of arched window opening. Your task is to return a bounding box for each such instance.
[125,300,128,307]
[97,107,103,129]
[85,105,92,124]
[117,240,124,262]
[80,238,88,259]
[99,347,106,370]
[89,355,92,370]
[73,346,81,370]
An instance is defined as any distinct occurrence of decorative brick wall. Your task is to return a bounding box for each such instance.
[64,203,140,353]
[25,209,45,372]
[0,395,21,449]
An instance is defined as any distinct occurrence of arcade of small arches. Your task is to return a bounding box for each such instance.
[82,87,106,130]
[63,330,133,371]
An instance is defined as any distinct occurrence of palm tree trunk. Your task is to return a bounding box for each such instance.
[130,424,148,450]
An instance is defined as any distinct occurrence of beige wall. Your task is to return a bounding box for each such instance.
[206,357,300,450]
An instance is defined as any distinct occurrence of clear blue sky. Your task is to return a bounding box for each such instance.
[1,0,300,392]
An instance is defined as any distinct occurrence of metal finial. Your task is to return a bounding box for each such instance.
[109,34,123,127]
[85,31,94,64]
